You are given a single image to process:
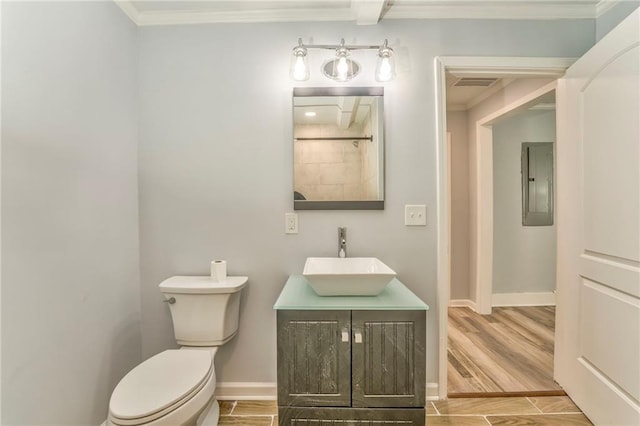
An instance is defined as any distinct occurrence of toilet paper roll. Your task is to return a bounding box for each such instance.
[210,260,227,282]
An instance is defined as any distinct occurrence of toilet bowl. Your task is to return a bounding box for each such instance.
[107,276,248,426]
[108,348,218,426]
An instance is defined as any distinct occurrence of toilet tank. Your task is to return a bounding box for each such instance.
[159,276,248,346]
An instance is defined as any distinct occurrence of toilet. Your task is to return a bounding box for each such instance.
[107,275,248,426]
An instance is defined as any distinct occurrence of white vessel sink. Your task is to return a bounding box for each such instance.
[302,257,396,296]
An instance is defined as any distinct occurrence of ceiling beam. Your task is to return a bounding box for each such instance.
[351,0,387,25]
[337,97,358,129]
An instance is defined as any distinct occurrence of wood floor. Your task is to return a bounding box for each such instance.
[448,306,564,396]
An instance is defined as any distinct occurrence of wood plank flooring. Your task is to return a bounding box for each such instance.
[448,306,563,396]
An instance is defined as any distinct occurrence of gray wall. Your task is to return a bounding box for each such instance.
[1,2,141,424]
[137,20,595,385]
[492,109,557,294]
[446,111,470,301]
[596,1,640,41]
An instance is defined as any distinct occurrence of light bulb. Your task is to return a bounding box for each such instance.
[377,57,392,81]
[375,40,395,82]
[337,57,349,79]
[293,56,307,80]
[290,42,309,81]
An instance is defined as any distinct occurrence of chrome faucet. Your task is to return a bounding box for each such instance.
[338,227,347,258]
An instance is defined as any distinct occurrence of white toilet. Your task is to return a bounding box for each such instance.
[107,275,248,426]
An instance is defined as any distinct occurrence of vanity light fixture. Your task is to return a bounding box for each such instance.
[290,38,395,82]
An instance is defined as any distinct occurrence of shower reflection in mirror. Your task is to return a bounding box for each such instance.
[293,87,384,210]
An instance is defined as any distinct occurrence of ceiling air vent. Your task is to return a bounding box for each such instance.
[453,78,499,87]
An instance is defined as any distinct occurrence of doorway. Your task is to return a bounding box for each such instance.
[434,57,574,399]
[448,90,561,396]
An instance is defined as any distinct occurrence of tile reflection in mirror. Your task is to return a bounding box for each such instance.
[293,87,384,210]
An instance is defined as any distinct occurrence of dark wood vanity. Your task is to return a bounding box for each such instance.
[274,276,428,425]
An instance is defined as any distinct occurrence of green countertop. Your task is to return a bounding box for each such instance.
[273,275,429,310]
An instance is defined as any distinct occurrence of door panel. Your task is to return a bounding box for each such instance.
[556,8,640,425]
[277,310,351,407]
[579,254,640,298]
[351,311,425,408]
[579,280,640,401]
[582,43,640,262]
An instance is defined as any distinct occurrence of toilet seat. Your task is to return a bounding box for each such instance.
[109,350,214,426]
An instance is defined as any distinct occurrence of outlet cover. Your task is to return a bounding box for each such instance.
[285,212,298,234]
[405,205,427,226]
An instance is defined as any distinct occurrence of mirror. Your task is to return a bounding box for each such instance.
[522,142,554,226]
[293,87,384,210]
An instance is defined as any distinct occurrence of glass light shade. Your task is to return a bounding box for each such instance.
[290,46,309,81]
[375,44,395,82]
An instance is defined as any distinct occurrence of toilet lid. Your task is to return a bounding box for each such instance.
[109,350,213,421]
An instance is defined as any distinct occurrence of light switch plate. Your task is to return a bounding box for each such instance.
[285,213,298,234]
[405,205,427,226]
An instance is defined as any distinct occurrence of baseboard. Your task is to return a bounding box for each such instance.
[216,382,277,400]
[492,292,556,307]
[426,382,440,401]
[449,390,566,398]
[449,299,477,310]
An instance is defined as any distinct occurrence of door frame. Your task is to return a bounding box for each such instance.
[434,56,575,398]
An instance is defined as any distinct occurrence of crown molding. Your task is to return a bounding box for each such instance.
[115,1,354,26]
[383,3,597,20]
[114,0,603,27]
[114,0,140,25]
[595,0,623,18]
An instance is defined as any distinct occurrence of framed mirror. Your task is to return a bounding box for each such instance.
[293,87,384,210]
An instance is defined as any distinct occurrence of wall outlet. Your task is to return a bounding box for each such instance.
[405,205,427,226]
[285,213,298,234]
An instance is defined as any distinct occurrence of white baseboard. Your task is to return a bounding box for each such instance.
[492,291,556,307]
[426,382,439,401]
[449,299,477,310]
[216,382,277,400]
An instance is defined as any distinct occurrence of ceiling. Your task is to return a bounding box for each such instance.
[116,0,612,26]
[294,96,374,128]
[445,72,558,111]
[445,72,557,111]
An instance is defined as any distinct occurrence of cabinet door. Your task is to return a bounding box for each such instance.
[277,310,351,407]
[352,310,426,408]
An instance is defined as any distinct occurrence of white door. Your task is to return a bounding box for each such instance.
[555,9,640,426]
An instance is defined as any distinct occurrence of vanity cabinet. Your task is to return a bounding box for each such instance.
[274,276,428,425]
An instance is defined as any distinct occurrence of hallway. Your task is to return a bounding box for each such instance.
[448,306,563,396]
